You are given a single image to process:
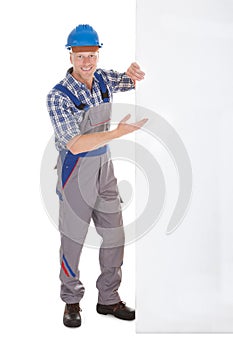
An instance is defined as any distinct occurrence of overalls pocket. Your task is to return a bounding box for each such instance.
[87,103,112,130]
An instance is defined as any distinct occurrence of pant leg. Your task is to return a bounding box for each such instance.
[58,187,92,304]
[57,155,98,304]
[59,235,85,304]
[92,156,125,305]
[93,211,125,305]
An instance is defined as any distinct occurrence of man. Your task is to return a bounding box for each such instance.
[47,24,147,328]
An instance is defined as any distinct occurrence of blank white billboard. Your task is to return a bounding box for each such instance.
[135,0,233,333]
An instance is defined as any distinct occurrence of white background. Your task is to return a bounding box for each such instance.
[0,0,233,349]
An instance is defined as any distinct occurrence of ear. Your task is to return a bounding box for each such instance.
[70,52,73,64]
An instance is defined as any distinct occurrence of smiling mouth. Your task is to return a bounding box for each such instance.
[81,67,93,72]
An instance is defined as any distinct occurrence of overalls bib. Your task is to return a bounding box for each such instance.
[54,73,125,305]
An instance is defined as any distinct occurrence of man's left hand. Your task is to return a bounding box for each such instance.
[126,62,145,82]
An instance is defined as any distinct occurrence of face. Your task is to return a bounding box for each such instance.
[70,51,99,85]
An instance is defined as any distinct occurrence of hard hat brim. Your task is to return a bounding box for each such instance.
[66,44,103,52]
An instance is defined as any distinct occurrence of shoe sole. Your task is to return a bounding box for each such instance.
[96,308,135,321]
[63,319,81,328]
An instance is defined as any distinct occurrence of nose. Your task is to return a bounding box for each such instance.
[83,56,91,64]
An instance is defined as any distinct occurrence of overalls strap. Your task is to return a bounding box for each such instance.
[53,84,89,111]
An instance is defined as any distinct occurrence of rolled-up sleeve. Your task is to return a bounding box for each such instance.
[100,69,135,93]
[47,91,83,149]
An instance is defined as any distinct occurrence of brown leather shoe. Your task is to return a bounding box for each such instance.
[96,301,135,320]
[63,303,82,327]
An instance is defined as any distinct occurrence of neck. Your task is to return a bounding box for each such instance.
[71,71,93,90]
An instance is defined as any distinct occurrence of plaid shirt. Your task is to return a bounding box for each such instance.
[46,67,135,151]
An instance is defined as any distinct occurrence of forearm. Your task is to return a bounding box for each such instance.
[66,114,148,154]
[66,129,119,154]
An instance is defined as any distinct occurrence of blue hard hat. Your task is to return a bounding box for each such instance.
[65,24,103,49]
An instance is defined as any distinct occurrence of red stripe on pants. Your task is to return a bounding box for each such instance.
[62,261,70,277]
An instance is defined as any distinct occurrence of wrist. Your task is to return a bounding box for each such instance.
[109,128,120,139]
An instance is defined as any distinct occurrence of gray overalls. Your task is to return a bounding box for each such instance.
[54,76,124,305]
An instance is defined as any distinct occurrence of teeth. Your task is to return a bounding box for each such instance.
[82,67,92,71]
